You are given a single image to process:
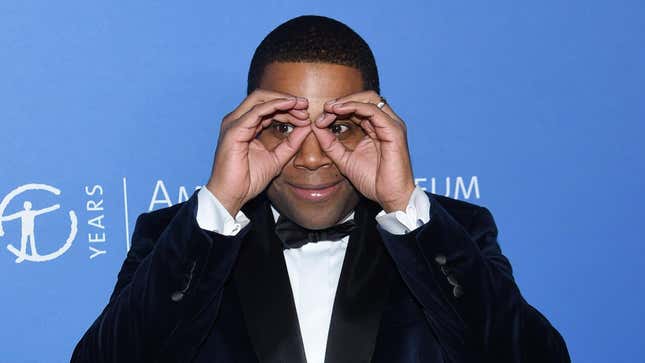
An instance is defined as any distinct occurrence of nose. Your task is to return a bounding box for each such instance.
[293,129,333,171]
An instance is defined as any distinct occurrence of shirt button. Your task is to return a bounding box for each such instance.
[171,291,184,302]
[232,224,240,233]
[453,285,464,298]
[434,254,447,265]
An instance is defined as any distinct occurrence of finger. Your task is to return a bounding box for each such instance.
[323,92,401,123]
[325,101,405,141]
[236,97,309,132]
[322,90,377,109]
[287,108,310,120]
[256,110,312,135]
[313,111,378,142]
[360,119,378,139]
[225,88,309,121]
[271,126,312,167]
[331,101,402,142]
[314,109,381,141]
[314,111,341,128]
[327,101,388,127]
[255,118,306,137]
[310,119,350,168]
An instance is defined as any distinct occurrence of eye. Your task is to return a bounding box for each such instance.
[271,120,294,135]
[329,123,350,135]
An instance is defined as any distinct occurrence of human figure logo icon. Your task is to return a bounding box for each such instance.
[0,184,77,263]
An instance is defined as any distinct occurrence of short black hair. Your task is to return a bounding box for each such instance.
[247,15,380,95]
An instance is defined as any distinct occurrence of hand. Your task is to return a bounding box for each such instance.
[206,89,312,216]
[310,91,416,213]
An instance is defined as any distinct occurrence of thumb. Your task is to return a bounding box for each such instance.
[310,123,350,173]
[270,126,311,169]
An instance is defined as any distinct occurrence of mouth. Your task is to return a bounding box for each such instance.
[286,180,343,202]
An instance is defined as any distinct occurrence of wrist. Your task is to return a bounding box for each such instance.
[205,181,243,217]
[380,184,416,213]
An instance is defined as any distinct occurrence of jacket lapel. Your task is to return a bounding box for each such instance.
[233,192,307,363]
[324,197,396,363]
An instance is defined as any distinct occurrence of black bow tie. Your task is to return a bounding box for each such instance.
[274,215,357,249]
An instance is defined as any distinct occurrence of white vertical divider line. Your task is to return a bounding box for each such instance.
[122,177,131,252]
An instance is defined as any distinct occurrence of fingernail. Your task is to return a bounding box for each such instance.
[325,99,337,105]
[297,96,307,102]
[316,112,326,124]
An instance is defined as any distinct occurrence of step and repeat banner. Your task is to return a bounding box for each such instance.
[1,1,643,362]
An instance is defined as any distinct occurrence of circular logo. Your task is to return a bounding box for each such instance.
[0,184,77,263]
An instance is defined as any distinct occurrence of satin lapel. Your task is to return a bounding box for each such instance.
[233,192,307,363]
[324,197,396,363]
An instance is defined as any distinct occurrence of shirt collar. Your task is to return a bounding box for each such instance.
[269,204,355,225]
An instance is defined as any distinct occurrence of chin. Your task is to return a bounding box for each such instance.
[266,179,360,230]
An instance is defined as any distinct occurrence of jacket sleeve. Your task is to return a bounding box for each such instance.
[71,190,251,363]
[377,193,570,363]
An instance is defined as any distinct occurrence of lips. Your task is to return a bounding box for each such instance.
[287,180,342,202]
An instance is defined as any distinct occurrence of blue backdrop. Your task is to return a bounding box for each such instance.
[1,1,643,362]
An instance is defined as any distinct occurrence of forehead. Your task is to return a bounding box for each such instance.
[258,62,364,101]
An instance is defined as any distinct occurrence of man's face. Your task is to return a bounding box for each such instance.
[257,61,366,229]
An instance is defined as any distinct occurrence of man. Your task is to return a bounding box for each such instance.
[72,15,570,363]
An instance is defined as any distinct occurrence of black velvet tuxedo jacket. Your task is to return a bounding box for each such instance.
[72,189,570,363]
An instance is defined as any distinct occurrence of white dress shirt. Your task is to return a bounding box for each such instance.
[196,186,431,363]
